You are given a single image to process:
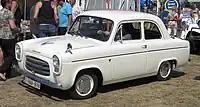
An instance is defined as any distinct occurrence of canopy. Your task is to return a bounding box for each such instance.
[86,0,139,11]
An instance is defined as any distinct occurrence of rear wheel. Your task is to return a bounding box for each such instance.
[157,61,172,81]
[69,72,98,100]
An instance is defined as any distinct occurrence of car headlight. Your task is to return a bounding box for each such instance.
[15,44,21,61]
[53,55,60,73]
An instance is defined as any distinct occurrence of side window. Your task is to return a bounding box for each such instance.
[114,22,141,41]
[144,22,162,40]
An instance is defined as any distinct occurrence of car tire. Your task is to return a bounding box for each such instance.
[188,40,196,54]
[157,61,172,81]
[69,72,98,100]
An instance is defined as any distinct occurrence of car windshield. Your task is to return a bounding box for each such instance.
[69,16,113,42]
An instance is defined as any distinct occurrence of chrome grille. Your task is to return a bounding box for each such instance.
[25,55,50,76]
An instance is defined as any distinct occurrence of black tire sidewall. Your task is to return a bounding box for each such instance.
[157,61,172,81]
[69,72,98,100]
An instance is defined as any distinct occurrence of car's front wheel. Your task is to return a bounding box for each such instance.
[69,72,98,100]
[157,61,172,81]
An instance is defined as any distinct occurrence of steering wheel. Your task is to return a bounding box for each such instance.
[97,30,110,41]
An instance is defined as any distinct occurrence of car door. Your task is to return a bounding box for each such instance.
[143,21,166,74]
[111,21,147,80]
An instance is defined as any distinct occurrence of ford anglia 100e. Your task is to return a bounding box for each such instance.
[15,10,190,99]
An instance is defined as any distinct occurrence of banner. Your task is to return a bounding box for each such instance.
[164,0,179,12]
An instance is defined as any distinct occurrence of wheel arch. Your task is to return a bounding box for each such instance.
[156,58,177,73]
[72,66,103,87]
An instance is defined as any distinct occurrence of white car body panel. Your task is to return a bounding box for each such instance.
[183,21,200,39]
[16,10,190,90]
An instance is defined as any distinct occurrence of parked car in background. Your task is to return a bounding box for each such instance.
[16,10,190,100]
[179,0,200,54]
[185,19,200,54]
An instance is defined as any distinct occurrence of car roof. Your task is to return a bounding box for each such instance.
[79,10,161,22]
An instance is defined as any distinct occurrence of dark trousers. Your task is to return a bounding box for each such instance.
[58,27,67,35]
[0,38,16,74]
[38,24,57,38]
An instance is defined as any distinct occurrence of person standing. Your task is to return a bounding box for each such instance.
[181,3,193,26]
[11,0,21,28]
[167,7,179,36]
[30,5,40,38]
[34,0,58,38]
[0,0,19,80]
[193,4,199,22]
[180,3,193,39]
[58,0,75,35]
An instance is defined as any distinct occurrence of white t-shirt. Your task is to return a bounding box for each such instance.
[72,6,84,21]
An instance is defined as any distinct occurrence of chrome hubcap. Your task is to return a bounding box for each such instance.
[75,75,94,96]
[160,62,171,78]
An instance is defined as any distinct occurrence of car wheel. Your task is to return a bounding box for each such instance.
[157,61,172,81]
[69,72,98,100]
[188,40,196,54]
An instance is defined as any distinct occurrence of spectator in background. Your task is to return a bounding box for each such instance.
[58,0,75,35]
[57,1,62,12]
[52,0,59,36]
[193,4,199,22]
[34,0,58,38]
[30,5,40,37]
[11,0,21,28]
[0,0,20,81]
[167,7,179,36]
[180,2,193,39]
[182,0,188,8]
[52,0,58,6]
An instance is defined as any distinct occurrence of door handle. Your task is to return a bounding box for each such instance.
[141,45,147,48]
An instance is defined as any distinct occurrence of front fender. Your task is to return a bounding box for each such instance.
[58,63,102,90]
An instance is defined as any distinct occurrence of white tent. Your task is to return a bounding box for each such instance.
[85,0,140,11]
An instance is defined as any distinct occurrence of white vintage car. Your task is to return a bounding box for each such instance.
[16,10,190,99]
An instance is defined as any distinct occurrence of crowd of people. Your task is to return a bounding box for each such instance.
[0,0,76,81]
[33,0,76,37]
[167,1,200,38]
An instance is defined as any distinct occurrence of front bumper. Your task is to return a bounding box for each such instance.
[23,71,62,89]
